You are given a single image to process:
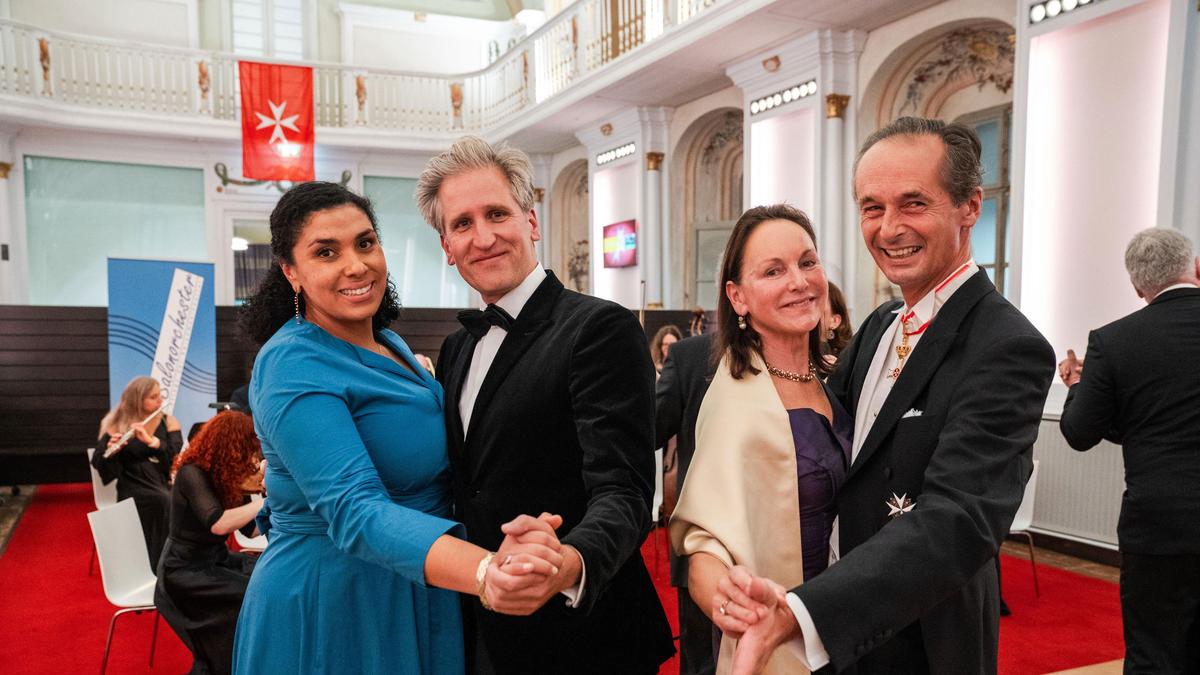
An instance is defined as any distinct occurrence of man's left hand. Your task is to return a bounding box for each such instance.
[486,513,582,615]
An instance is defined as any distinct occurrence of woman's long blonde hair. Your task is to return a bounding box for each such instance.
[98,376,160,439]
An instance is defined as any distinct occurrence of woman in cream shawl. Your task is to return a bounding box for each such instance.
[669,204,852,675]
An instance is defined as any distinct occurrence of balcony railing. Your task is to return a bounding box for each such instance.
[0,0,720,136]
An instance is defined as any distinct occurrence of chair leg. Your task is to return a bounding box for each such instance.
[149,611,159,667]
[1020,531,1040,597]
[100,607,153,675]
[88,544,96,577]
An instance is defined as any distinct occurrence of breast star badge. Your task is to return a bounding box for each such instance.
[886,492,915,518]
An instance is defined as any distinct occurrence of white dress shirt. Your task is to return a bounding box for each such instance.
[785,261,979,669]
[457,263,586,606]
[1154,282,1199,299]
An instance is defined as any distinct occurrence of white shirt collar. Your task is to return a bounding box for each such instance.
[1153,282,1198,299]
[898,260,978,331]
[489,263,546,320]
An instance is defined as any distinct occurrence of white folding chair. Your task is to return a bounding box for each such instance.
[87,499,161,674]
[234,494,268,553]
[86,447,118,576]
[1009,459,1041,597]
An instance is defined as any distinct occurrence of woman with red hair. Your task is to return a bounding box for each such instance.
[154,411,264,675]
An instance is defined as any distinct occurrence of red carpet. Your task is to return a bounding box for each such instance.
[0,484,192,674]
[0,486,1121,675]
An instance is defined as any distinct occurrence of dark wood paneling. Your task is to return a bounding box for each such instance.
[0,304,702,485]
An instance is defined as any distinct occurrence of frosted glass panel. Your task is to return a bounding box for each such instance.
[363,176,470,308]
[24,156,206,306]
[972,198,998,266]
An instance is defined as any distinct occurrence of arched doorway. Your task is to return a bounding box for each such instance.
[550,158,589,293]
[670,107,743,310]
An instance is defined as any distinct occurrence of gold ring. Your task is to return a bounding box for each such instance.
[502,555,513,566]
[719,599,729,615]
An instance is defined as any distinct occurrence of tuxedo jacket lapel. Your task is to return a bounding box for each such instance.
[847,303,901,417]
[464,273,563,477]
[445,334,475,467]
[847,271,993,482]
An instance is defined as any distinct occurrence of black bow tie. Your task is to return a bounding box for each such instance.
[458,304,514,339]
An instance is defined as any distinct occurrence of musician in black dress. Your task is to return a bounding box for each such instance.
[92,376,182,566]
[155,411,263,675]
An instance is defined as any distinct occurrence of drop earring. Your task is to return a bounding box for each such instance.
[294,288,302,324]
[737,315,747,330]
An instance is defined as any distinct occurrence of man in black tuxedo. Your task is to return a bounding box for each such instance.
[1058,227,1200,674]
[717,117,1054,674]
[656,332,717,675]
[417,136,674,674]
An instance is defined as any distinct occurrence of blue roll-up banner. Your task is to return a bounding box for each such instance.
[107,258,217,436]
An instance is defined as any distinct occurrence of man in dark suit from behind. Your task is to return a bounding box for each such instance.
[656,331,716,675]
[417,136,674,674]
[1058,227,1200,674]
[715,117,1054,674]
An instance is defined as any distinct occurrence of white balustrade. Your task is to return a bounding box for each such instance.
[0,0,723,136]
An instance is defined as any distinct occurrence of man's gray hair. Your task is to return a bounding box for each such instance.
[415,136,536,234]
[1125,228,1195,295]
[853,116,983,206]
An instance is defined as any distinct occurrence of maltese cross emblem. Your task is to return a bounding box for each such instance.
[886,492,915,518]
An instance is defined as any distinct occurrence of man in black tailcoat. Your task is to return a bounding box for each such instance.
[1059,227,1200,673]
[717,117,1054,674]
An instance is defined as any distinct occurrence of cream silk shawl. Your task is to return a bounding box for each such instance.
[669,352,808,675]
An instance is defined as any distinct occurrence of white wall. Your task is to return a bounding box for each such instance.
[1019,0,1170,392]
[340,3,523,74]
[749,106,816,213]
[10,0,196,48]
[591,160,641,307]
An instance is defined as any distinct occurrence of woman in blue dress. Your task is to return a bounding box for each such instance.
[233,182,564,675]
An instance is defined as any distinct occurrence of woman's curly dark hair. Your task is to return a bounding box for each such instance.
[239,181,402,345]
[172,412,261,509]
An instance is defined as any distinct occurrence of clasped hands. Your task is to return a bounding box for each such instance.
[711,566,802,675]
[482,512,582,616]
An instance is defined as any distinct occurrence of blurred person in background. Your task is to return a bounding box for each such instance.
[92,376,182,567]
[155,411,263,675]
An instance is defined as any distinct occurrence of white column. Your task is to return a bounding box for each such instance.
[529,153,553,265]
[1158,0,1200,245]
[0,133,15,304]
[821,94,849,287]
[643,151,664,307]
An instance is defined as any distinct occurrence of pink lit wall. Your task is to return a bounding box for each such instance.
[749,106,816,214]
[1020,0,1170,379]
[591,161,641,307]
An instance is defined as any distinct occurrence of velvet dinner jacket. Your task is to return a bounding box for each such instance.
[435,271,675,674]
[793,270,1055,674]
[1060,286,1200,554]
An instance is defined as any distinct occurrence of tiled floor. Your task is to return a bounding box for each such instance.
[0,486,34,557]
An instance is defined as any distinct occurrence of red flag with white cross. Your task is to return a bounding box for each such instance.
[239,61,315,182]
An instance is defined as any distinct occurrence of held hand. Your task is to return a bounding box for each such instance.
[728,574,800,675]
[1058,349,1083,387]
[486,513,578,616]
[712,566,772,639]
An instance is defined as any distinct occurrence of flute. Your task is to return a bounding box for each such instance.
[103,406,166,458]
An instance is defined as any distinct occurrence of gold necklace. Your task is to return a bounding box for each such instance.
[763,360,817,383]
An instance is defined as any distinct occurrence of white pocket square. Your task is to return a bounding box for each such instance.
[902,408,923,418]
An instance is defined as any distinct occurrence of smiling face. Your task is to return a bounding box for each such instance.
[438,166,540,304]
[726,218,827,349]
[660,333,678,360]
[279,203,386,339]
[855,134,980,306]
